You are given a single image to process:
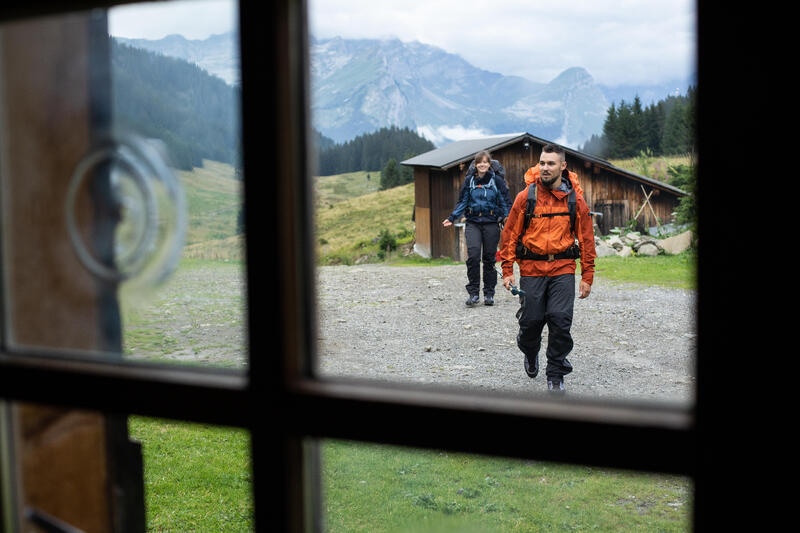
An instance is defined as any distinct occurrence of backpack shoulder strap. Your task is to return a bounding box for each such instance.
[568,188,576,234]
[522,183,537,232]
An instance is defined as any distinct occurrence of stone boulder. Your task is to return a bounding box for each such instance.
[637,242,660,256]
[595,239,618,257]
[598,228,696,257]
[631,236,660,252]
[606,235,624,251]
[621,232,642,246]
[657,230,693,255]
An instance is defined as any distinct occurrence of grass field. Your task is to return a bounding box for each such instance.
[178,159,242,246]
[323,441,690,533]
[126,162,694,531]
[608,154,692,183]
[594,252,696,290]
[129,417,254,532]
[315,181,416,265]
[315,170,381,208]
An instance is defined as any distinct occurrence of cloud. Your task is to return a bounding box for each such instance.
[417,125,493,146]
[309,0,695,86]
[108,0,237,40]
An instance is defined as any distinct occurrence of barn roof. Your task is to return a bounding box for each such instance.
[401,133,525,168]
[401,132,687,197]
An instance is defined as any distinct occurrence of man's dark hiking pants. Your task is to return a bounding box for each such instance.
[465,221,501,297]
[516,274,575,380]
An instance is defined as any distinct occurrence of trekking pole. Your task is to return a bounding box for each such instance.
[494,251,525,297]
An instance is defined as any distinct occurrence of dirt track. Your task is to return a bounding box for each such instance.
[316,264,696,405]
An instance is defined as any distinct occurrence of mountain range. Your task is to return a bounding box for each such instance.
[116,32,241,86]
[113,31,693,148]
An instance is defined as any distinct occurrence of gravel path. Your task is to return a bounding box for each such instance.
[316,264,696,405]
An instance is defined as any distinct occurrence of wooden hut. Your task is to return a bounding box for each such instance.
[402,132,687,260]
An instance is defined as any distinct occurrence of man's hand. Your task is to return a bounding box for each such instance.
[442,219,452,227]
[503,275,515,291]
[579,280,591,299]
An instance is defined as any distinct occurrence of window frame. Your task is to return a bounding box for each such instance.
[0,0,723,531]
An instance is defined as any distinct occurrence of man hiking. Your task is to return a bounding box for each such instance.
[499,144,596,393]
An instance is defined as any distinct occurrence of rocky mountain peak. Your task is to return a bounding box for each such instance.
[550,66,594,87]
[310,36,607,146]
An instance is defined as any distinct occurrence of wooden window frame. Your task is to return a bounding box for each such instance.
[0,0,756,531]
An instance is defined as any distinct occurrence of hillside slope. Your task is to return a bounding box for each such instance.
[316,182,415,264]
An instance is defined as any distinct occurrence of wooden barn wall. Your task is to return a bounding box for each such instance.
[488,144,539,199]
[414,167,430,208]
[568,157,680,234]
[415,206,431,257]
[430,169,461,258]
[413,167,431,256]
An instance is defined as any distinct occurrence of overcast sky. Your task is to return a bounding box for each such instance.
[109,0,695,87]
[108,0,236,40]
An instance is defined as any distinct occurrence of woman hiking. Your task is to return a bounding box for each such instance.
[443,151,510,307]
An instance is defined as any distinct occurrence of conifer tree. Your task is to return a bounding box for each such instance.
[380,158,400,190]
[582,86,695,159]
[662,100,689,154]
[602,103,618,158]
[631,96,646,155]
[643,105,662,153]
[685,86,697,154]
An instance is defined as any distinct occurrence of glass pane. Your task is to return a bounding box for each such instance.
[129,416,254,531]
[321,439,692,532]
[309,0,697,406]
[0,1,247,369]
[0,402,253,532]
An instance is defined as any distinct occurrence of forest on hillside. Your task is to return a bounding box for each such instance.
[110,39,242,171]
[316,126,434,176]
[581,87,696,159]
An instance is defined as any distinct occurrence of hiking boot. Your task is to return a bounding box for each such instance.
[484,295,494,306]
[547,379,566,394]
[524,354,538,378]
[465,295,480,307]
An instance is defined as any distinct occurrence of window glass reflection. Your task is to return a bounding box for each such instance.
[110,0,246,369]
[0,2,246,368]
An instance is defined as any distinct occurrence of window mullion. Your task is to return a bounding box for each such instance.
[0,354,249,427]
[283,379,695,475]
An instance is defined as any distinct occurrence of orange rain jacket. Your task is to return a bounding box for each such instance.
[499,166,596,285]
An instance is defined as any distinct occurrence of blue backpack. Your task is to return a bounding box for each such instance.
[466,175,502,218]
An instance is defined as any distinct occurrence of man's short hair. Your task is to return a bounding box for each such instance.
[541,144,566,161]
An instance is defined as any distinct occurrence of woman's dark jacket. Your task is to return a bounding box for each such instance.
[447,169,511,224]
